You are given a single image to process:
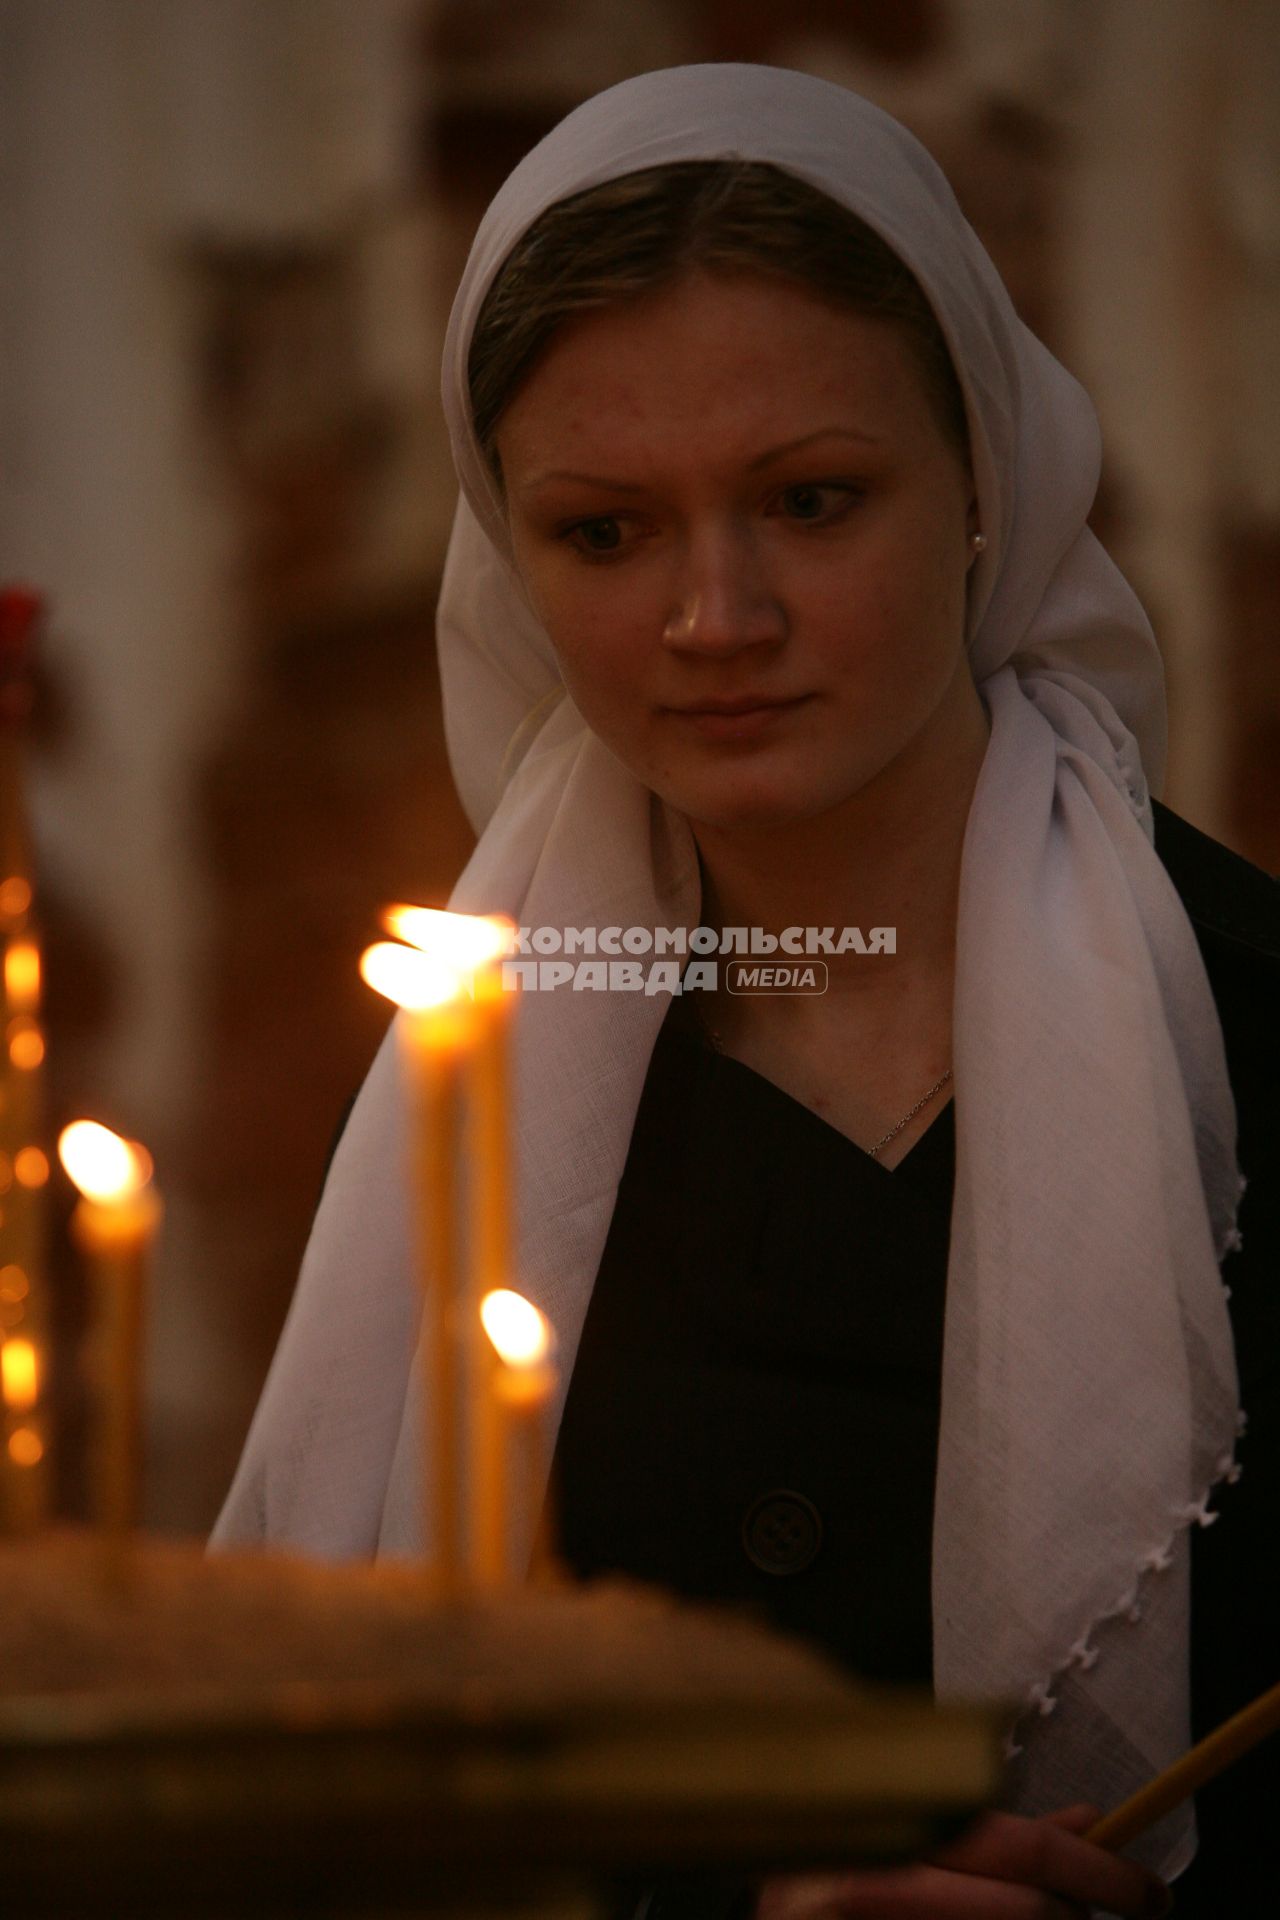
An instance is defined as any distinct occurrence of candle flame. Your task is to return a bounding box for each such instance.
[480,1289,552,1368]
[382,906,517,970]
[359,942,467,1012]
[58,1121,153,1203]
[4,941,39,1007]
[1,1337,38,1413]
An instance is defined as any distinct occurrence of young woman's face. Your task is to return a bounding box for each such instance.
[496,269,984,835]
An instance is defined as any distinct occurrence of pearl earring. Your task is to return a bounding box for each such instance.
[969,531,987,553]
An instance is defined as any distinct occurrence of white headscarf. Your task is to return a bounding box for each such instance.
[213,64,1244,1880]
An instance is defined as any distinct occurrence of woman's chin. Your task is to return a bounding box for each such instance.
[669,780,840,838]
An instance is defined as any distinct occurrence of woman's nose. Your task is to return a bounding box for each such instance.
[661,527,786,654]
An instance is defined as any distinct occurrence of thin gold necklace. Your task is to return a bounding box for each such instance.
[691,996,952,1160]
[863,1067,953,1158]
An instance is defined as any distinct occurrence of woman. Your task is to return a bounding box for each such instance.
[213,65,1278,1916]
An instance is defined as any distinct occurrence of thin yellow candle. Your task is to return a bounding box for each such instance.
[1,1335,45,1534]
[382,907,521,1588]
[471,936,518,1301]
[1087,1679,1280,1852]
[476,1289,558,1590]
[57,1121,161,1570]
[361,941,474,1596]
[383,907,518,1290]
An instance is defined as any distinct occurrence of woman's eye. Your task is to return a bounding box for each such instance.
[564,516,627,559]
[776,483,859,523]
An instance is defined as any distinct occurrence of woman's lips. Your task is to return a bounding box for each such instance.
[667,694,813,740]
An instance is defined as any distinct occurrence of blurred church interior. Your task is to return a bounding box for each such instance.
[1,0,1276,1534]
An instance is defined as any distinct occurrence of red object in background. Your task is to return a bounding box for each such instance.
[0,584,43,651]
[0,586,43,724]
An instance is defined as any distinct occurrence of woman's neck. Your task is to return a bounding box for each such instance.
[691,694,990,997]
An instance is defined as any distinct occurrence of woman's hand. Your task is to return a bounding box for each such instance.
[752,1804,1172,1918]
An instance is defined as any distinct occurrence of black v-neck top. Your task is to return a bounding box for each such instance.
[554,989,953,1687]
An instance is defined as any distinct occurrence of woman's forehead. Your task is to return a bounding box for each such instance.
[495,273,952,483]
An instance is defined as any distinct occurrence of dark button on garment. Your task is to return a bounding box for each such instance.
[742,1489,823,1576]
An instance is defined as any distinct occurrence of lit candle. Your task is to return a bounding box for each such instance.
[477,1288,558,1590]
[379,908,520,1589]
[361,942,475,1595]
[57,1121,161,1568]
[1,1335,45,1534]
[383,907,519,1292]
